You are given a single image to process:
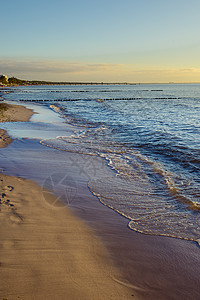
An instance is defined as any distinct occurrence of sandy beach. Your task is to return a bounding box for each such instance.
[0,98,134,299]
[0,173,133,300]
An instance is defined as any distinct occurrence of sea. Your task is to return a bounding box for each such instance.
[3,83,200,243]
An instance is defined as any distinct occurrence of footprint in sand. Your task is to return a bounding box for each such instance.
[4,185,14,192]
[2,200,12,207]
[0,185,22,224]
[9,213,23,224]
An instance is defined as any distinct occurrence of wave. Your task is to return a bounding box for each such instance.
[41,127,200,230]
[40,99,200,243]
[88,176,200,242]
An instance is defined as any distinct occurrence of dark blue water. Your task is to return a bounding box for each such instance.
[4,84,200,242]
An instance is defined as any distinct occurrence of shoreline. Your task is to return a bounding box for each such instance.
[1,93,200,299]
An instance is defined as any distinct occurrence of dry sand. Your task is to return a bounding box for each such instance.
[0,102,34,123]
[0,101,134,299]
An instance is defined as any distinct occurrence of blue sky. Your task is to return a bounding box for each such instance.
[1,0,200,82]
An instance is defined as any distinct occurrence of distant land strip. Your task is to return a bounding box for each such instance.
[0,75,137,86]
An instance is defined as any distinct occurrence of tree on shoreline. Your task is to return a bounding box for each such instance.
[8,77,24,85]
[0,75,8,85]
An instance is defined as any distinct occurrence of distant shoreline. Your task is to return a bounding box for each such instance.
[1,79,200,88]
[0,81,137,87]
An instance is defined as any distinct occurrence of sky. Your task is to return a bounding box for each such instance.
[1,0,200,83]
